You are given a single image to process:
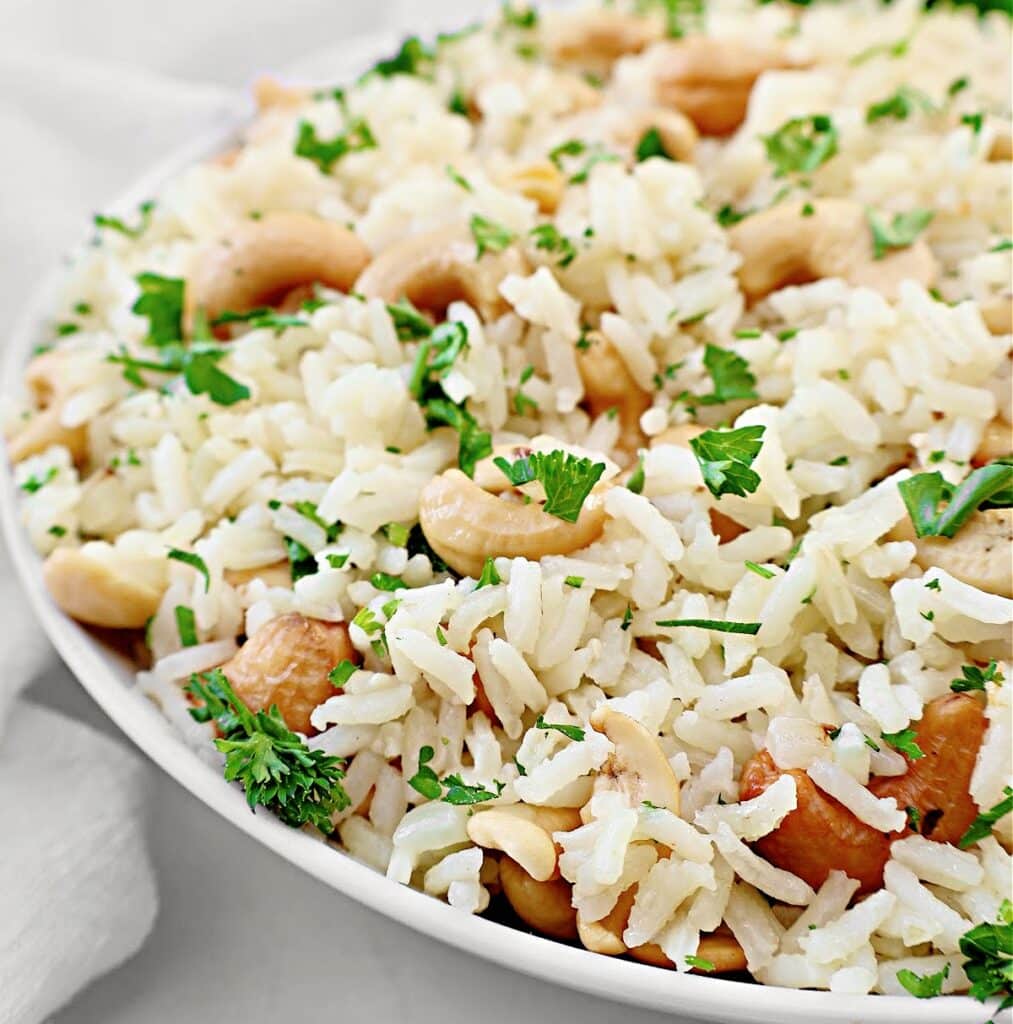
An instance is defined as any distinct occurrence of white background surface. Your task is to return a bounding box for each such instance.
[0,1,681,1020]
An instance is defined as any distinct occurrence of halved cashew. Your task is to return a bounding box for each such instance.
[467,808,558,881]
[740,693,986,893]
[499,160,565,214]
[632,930,748,973]
[655,37,798,137]
[577,331,650,456]
[545,9,662,74]
[224,562,293,589]
[353,226,528,321]
[577,884,638,955]
[253,75,308,111]
[589,706,681,814]
[418,468,608,579]
[728,199,937,304]
[219,612,357,734]
[890,508,1013,598]
[616,108,699,163]
[43,547,165,629]
[499,856,578,940]
[981,297,1012,336]
[9,351,89,465]
[188,211,370,323]
[973,420,1012,465]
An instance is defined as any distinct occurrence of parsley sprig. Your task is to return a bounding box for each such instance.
[406,745,504,805]
[898,461,1013,538]
[867,207,934,260]
[951,661,1004,693]
[959,787,1013,849]
[493,449,606,522]
[696,344,758,406]
[689,426,766,498]
[896,963,949,999]
[762,115,838,177]
[958,899,1012,1010]
[187,668,349,831]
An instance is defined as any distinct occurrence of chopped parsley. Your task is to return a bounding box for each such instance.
[744,560,775,579]
[20,466,58,493]
[445,164,473,192]
[762,115,838,177]
[548,139,621,183]
[655,618,761,635]
[534,715,585,741]
[502,3,538,28]
[167,548,210,592]
[621,605,633,630]
[369,36,434,78]
[386,297,432,340]
[905,805,922,832]
[326,553,349,569]
[174,605,198,647]
[48,524,67,538]
[849,34,909,66]
[187,668,349,830]
[384,522,410,547]
[685,955,716,972]
[881,729,925,760]
[352,606,382,635]
[423,398,492,478]
[493,449,606,523]
[328,659,357,689]
[951,661,1004,693]
[958,787,1013,849]
[866,86,933,123]
[961,111,984,135]
[898,461,1013,538]
[689,425,766,498]
[634,127,674,162]
[626,453,646,495]
[132,272,184,347]
[513,363,539,416]
[94,199,156,239]
[697,344,758,406]
[212,308,309,333]
[475,557,502,589]
[958,898,1012,1008]
[407,745,502,804]
[470,214,515,259]
[896,963,949,999]
[867,207,934,260]
[564,575,585,588]
[294,117,377,173]
[716,204,750,227]
[370,572,405,592]
[284,537,317,582]
[530,224,577,267]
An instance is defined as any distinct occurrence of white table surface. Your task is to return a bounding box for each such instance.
[0,0,686,1020]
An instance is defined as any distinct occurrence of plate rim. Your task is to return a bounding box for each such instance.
[0,32,996,1024]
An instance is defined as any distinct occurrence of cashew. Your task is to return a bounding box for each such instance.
[418,468,609,579]
[353,226,528,321]
[219,613,358,734]
[467,809,559,881]
[891,508,1013,598]
[224,562,293,589]
[577,884,638,955]
[188,211,370,322]
[590,706,681,814]
[973,420,1012,465]
[499,856,578,940]
[576,331,650,456]
[981,297,1012,336]
[616,108,699,163]
[729,199,937,304]
[545,9,662,74]
[252,75,308,111]
[43,547,165,629]
[499,160,565,214]
[655,37,798,136]
[632,930,748,973]
[8,351,89,465]
[989,121,1012,162]
[740,693,986,893]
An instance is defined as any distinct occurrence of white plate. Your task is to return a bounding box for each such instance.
[0,33,994,1024]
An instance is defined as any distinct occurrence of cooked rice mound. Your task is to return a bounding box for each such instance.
[6,0,1012,1000]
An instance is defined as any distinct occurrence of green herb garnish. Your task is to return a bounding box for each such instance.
[689,425,766,498]
[493,450,606,523]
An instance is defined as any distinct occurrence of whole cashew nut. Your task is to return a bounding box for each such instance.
[576,331,651,457]
[354,226,528,321]
[739,693,986,893]
[188,211,371,323]
[728,198,938,304]
[418,468,609,579]
[467,808,559,881]
[655,38,798,137]
[43,546,166,629]
[220,612,358,734]
[545,9,662,74]
[8,351,89,465]
[589,706,681,814]
[499,856,578,940]
[891,508,1013,598]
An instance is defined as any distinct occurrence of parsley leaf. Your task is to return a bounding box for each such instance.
[369,36,433,78]
[502,3,538,28]
[470,214,515,258]
[530,224,577,267]
[294,117,377,173]
[182,348,251,406]
[634,126,674,162]
[423,397,492,478]
[328,659,357,689]
[716,204,750,227]
[898,462,1013,538]
[493,449,606,523]
[762,115,838,177]
[535,715,585,741]
[370,572,405,592]
[445,164,473,192]
[20,466,58,493]
[132,272,184,347]
[627,453,646,495]
[655,617,761,634]
[951,661,1004,693]
[284,537,318,582]
[685,955,716,972]
[896,963,949,999]
[867,207,934,261]
[406,745,503,804]
[744,560,775,579]
[866,86,934,123]
[407,745,442,799]
[386,297,432,340]
[689,425,766,498]
[959,787,1013,849]
[187,668,349,830]
[94,199,156,239]
[168,548,210,592]
[174,605,198,647]
[881,729,925,760]
[958,899,1012,1008]
[476,557,502,588]
[697,344,758,406]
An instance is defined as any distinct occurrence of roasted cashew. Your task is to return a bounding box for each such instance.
[9,351,89,465]
[616,108,699,163]
[577,331,651,456]
[354,226,528,321]
[981,297,1012,336]
[418,468,609,579]
[499,160,565,215]
[632,930,747,973]
[545,9,662,75]
[655,37,797,137]
[728,199,938,304]
[589,706,681,814]
[252,75,308,111]
[972,420,1012,466]
[499,856,578,940]
[43,547,165,629]
[740,693,986,893]
[891,508,1013,598]
[989,121,1012,162]
[467,808,559,881]
[219,613,358,734]
[188,211,370,323]
[577,884,638,955]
